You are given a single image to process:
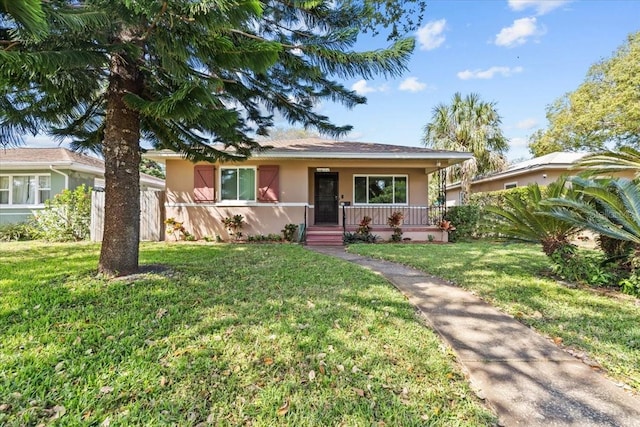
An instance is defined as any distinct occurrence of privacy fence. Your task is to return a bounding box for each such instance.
[91,190,165,242]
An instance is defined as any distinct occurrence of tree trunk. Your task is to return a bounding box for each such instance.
[98,38,143,276]
[460,161,471,205]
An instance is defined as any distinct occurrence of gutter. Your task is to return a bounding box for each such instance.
[446,163,583,190]
[49,165,69,189]
[145,150,473,162]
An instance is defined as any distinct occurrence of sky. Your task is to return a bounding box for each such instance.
[316,0,640,161]
[22,0,640,162]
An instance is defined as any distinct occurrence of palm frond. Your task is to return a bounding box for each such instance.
[576,147,640,179]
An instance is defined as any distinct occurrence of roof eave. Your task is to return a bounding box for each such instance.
[144,150,472,163]
[0,161,104,175]
[446,163,584,190]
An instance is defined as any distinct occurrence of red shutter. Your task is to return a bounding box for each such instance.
[258,165,279,202]
[194,165,215,202]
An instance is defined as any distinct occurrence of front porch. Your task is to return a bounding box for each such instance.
[305,204,448,245]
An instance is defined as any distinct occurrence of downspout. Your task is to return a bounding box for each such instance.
[49,165,69,189]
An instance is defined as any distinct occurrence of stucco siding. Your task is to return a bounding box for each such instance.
[166,159,430,206]
[165,204,307,240]
[163,159,432,239]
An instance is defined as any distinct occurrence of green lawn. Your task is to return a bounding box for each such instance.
[0,242,495,426]
[348,241,640,392]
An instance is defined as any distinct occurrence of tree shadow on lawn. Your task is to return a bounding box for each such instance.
[348,242,640,392]
[1,243,495,426]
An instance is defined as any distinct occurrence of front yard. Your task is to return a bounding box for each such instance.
[0,242,495,426]
[348,241,640,392]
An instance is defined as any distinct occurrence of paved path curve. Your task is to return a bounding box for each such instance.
[308,246,640,427]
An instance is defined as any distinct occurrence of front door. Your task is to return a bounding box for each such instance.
[314,172,339,224]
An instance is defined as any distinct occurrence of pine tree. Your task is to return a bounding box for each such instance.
[1,1,424,275]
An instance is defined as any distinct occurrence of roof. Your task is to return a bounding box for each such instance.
[0,147,104,172]
[502,151,589,173]
[447,151,590,190]
[146,138,472,162]
[0,147,164,188]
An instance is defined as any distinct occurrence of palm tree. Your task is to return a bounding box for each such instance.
[564,147,640,255]
[423,92,508,204]
[547,177,640,246]
[485,176,583,257]
[576,146,640,179]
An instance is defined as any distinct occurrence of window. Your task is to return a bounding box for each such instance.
[38,176,51,203]
[0,176,8,204]
[220,167,256,201]
[504,182,518,190]
[354,175,407,205]
[0,174,51,205]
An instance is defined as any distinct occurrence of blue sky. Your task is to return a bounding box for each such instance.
[23,0,639,162]
[316,0,640,161]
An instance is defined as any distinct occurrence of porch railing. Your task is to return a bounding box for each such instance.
[342,205,445,227]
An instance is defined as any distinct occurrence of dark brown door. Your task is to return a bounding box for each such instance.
[314,172,339,224]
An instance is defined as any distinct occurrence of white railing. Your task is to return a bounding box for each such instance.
[342,205,445,227]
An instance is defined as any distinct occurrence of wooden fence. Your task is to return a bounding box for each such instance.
[91,190,165,242]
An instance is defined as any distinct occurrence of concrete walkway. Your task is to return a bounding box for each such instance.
[307,246,640,427]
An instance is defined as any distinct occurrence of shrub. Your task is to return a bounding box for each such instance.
[597,234,635,260]
[469,186,535,210]
[0,222,34,242]
[247,233,283,243]
[443,206,478,242]
[619,274,640,297]
[222,214,245,241]
[550,246,616,287]
[357,216,372,236]
[164,217,192,241]
[485,177,583,257]
[387,211,404,242]
[344,216,378,244]
[343,231,378,244]
[281,223,299,242]
[31,185,91,242]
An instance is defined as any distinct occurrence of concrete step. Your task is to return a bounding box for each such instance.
[306,227,344,246]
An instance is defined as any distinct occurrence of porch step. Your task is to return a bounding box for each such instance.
[305,226,344,246]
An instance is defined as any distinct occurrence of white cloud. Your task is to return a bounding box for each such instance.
[457,66,523,80]
[351,80,388,95]
[416,19,447,51]
[22,134,60,148]
[351,80,376,95]
[495,17,544,47]
[509,136,529,147]
[398,77,427,92]
[515,118,539,130]
[508,0,571,15]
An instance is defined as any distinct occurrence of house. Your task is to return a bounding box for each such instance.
[0,147,165,225]
[446,152,591,206]
[145,138,472,244]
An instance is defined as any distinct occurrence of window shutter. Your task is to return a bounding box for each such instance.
[194,165,215,202]
[258,165,279,202]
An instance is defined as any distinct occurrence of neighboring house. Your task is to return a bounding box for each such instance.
[0,147,164,225]
[446,152,591,206]
[145,138,471,244]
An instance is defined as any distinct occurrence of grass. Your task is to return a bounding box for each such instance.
[348,241,640,392]
[0,242,495,426]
